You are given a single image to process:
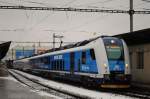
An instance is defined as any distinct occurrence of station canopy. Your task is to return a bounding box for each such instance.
[0,41,11,60]
[114,28,150,46]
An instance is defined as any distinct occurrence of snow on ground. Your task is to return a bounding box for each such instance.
[30,89,63,99]
[8,71,63,99]
[0,76,18,82]
[13,70,135,99]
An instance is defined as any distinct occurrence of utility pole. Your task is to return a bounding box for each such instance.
[53,33,55,49]
[38,41,41,47]
[129,0,134,32]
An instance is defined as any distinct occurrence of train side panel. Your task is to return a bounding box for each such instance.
[28,48,99,75]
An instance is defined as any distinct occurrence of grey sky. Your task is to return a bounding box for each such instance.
[0,0,150,44]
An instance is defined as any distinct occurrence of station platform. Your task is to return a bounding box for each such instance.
[0,76,54,99]
[0,63,8,77]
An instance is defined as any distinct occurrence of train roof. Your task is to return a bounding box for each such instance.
[16,36,111,60]
[47,36,101,52]
[48,35,114,52]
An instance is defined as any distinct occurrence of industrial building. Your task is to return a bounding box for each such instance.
[4,45,50,60]
[115,28,150,87]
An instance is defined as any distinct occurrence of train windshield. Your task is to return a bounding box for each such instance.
[103,38,124,60]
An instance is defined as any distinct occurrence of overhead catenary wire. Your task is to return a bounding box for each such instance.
[68,14,110,32]
[0,41,76,44]
[25,0,79,31]
[0,0,150,34]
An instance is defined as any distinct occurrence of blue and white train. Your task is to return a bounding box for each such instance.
[13,36,131,88]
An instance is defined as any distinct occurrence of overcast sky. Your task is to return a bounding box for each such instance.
[0,0,150,46]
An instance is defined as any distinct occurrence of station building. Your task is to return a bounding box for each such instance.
[115,28,150,87]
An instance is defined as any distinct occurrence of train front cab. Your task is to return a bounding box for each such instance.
[101,37,131,88]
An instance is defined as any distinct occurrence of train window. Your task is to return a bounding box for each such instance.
[60,60,62,71]
[90,49,95,60]
[48,57,50,64]
[52,61,54,70]
[55,60,58,70]
[62,60,64,70]
[51,61,54,70]
[70,52,75,73]
[82,51,86,64]
[55,60,57,70]
[78,59,80,71]
[41,58,44,62]
[59,60,61,70]
[103,38,124,60]
[43,57,49,65]
[54,61,56,70]
[57,60,60,70]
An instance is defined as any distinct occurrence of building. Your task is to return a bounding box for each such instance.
[4,45,50,60]
[35,46,50,54]
[115,28,150,87]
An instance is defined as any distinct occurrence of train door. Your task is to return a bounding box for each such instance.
[86,50,91,67]
[74,51,82,72]
[70,52,75,74]
[87,49,98,73]
[81,51,88,72]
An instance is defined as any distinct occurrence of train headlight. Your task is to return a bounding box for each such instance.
[104,63,107,67]
[104,63,107,69]
[111,40,115,43]
[125,64,129,68]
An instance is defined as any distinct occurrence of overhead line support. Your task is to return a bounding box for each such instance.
[0,6,149,14]
[0,5,150,33]
[0,6,128,13]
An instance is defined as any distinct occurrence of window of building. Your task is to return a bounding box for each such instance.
[129,52,132,69]
[137,51,144,69]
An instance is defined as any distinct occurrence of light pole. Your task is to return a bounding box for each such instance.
[53,33,64,49]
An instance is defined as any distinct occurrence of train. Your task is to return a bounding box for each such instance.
[13,36,131,88]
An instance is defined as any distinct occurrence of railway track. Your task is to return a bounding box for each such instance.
[9,69,150,99]
[9,70,91,99]
[98,86,150,99]
[116,87,150,99]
